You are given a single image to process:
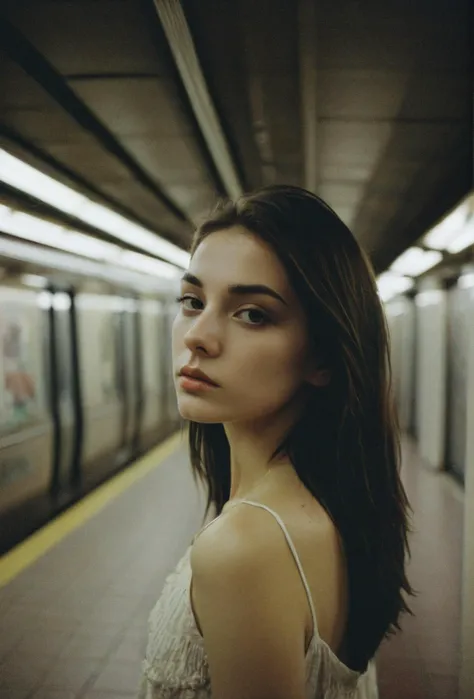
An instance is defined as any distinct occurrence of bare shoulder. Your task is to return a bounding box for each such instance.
[190,504,308,699]
[190,495,340,584]
[191,503,283,577]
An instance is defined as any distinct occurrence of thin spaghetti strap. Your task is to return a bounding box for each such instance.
[191,514,220,544]
[237,499,319,639]
[191,499,243,544]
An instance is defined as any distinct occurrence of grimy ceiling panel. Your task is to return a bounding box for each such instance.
[0,0,224,244]
[314,0,471,266]
[5,1,168,76]
[0,0,471,268]
[0,60,191,246]
[71,79,193,139]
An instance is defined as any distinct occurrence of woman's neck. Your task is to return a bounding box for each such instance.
[223,407,302,501]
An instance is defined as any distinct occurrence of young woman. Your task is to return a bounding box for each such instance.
[139,185,413,699]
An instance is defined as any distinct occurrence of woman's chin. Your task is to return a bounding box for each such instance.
[177,399,222,424]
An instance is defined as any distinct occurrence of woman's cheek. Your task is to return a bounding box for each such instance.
[172,315,187,351]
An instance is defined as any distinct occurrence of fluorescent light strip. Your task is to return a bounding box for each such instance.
[423,206,468,250]
[390,247,442,277]
[0,150,87,216]
[120,250,177,278]
[0,205,125,263]
[377,272,414,302]
[446,217,474,254]
[0,235,108,278]
[0,236,178,293]
[458,273,474,289]
[0,149,190,268]
[0,204,180,280]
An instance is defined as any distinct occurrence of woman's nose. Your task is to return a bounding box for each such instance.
[183,313,222,357]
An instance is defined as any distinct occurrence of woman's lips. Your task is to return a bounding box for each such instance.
[178,375,219,392]
[178,365,219,387]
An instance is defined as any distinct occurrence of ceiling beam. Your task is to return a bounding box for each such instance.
[0,14,189,226]
[0,124,174,237]
[298,0,319,193]
[154,0,243,200]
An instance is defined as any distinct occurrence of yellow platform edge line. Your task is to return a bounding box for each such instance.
[0,430,184,589]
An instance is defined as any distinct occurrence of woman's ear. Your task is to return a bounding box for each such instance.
[307,366,331,387]
[305,355,331,387]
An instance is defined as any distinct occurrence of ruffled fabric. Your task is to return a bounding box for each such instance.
[138,547,210,698]
[137,545,378,699]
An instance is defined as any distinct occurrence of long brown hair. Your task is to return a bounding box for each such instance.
[186,185,414,672]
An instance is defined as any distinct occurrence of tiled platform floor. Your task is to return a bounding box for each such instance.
[0,435,464,698]
[376,438,464,699]
[0,438,207,699]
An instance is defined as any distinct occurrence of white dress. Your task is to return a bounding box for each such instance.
[138,500,379,698]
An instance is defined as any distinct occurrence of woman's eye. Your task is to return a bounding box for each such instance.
[237,308,269,326]
[176,296,268,325]
[177,295,203,311]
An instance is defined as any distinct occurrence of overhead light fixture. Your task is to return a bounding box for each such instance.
[0,148,190,268]
[423,206,468,250]
[75,200,182,262]
[446,216,474,254]
[119,250,179,279]
[390,247,442,277]
[0,236,177,293]
[66,230,122,262]
[0,204,180,280]
[0,235,105,279]
[0,204,64,247]
[458,272,474,289]
[377,272,414,302]
[0,150,87,216]
[0,206,119,262]
[0,206,66,248]
[76,200,126,233]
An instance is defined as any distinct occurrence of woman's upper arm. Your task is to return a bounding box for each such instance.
[190,518,308,699]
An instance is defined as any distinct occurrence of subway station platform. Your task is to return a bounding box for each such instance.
[0,433,463,699]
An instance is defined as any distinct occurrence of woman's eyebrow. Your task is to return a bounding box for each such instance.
[181,272,287,306]
[181,272,202,287]
[228,284,287,305]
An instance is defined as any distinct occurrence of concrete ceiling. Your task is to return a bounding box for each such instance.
[0,0,471,272]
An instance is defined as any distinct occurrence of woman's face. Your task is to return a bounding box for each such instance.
[172,226,318,424]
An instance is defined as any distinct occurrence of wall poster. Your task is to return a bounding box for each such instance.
[0,303,38,433]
